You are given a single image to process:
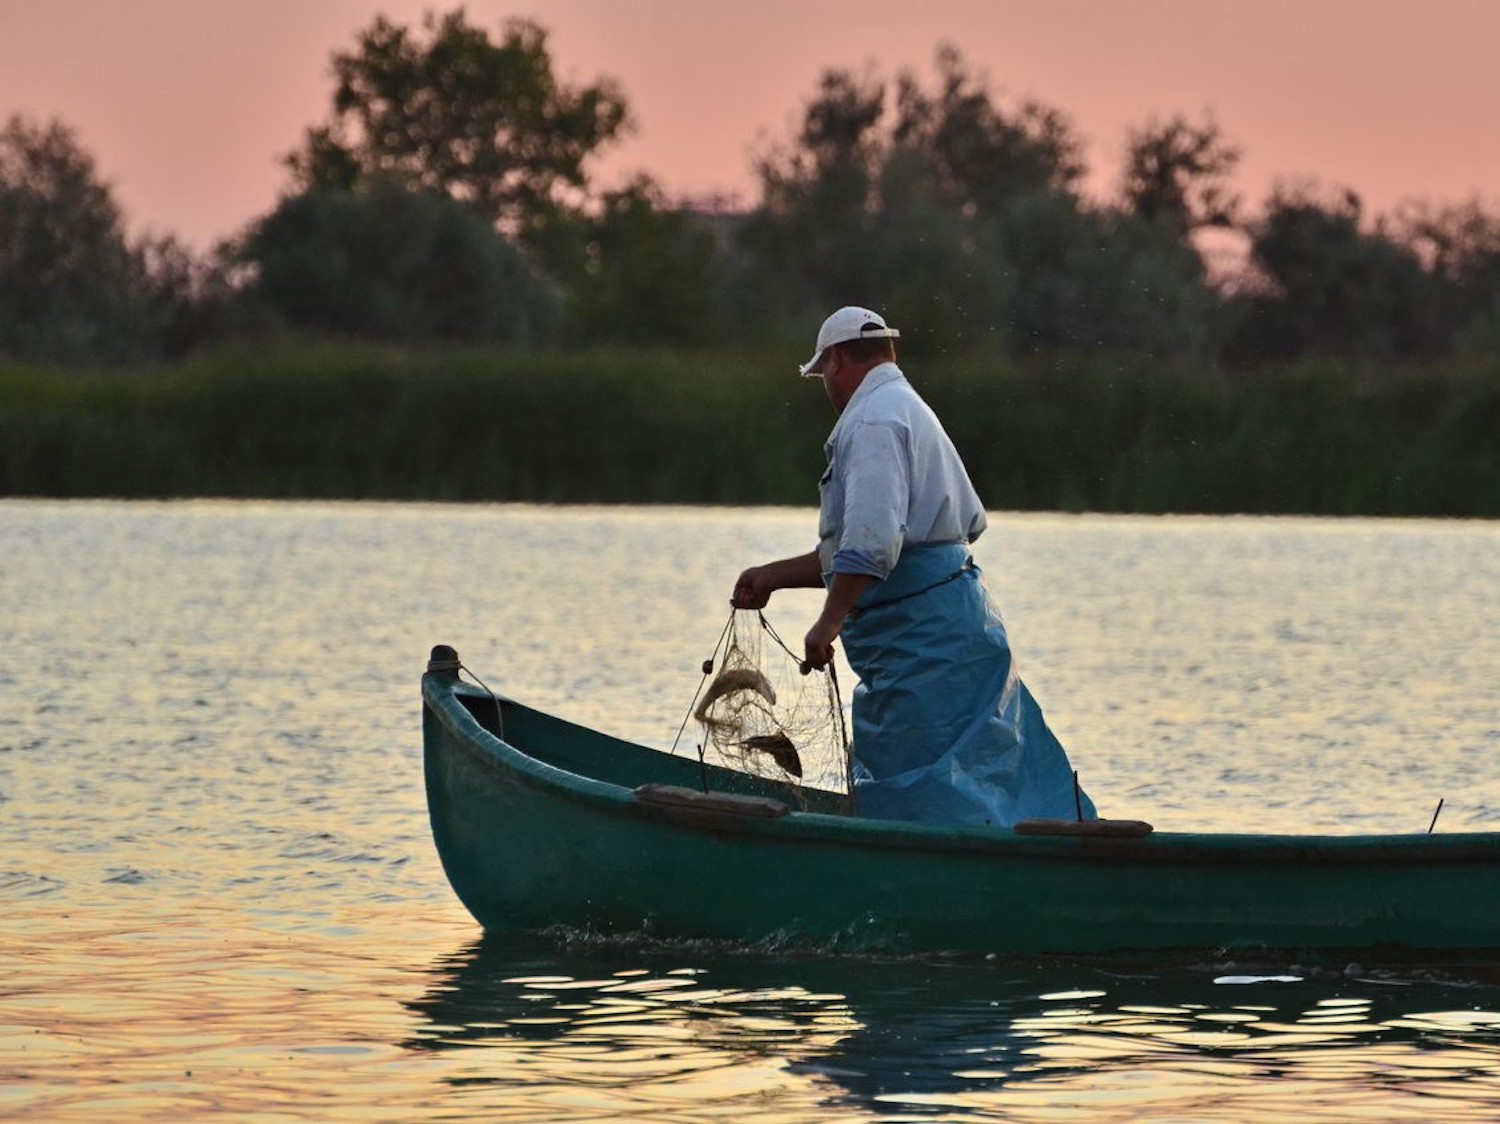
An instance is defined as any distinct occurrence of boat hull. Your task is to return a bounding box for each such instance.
[423,666,1500,956]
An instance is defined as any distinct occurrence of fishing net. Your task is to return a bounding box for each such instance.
[676,610,850,804]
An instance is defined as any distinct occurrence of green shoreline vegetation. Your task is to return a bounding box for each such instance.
[4,340,1496,517]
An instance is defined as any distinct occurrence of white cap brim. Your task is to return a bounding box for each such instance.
[797,325,900,377]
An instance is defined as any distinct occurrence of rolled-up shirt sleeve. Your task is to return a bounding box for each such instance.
[829,420,909,579]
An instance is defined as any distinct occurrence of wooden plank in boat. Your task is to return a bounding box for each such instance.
[1015,818,1155,838]
[634,783,790,819]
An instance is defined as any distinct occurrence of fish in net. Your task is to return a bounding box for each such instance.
[681,610,850,803]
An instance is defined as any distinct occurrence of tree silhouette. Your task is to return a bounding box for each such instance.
[1231,185,1443,362]
[734,47,1213,359]
[1121,112,1241,237]
[236,177,559,345]
[0,114,196,364]
[286,10,629,241]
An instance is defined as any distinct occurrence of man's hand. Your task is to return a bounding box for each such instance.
[732,566,773,610]
[803,611,842,670]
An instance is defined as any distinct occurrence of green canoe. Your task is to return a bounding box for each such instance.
[422,646,1500,957]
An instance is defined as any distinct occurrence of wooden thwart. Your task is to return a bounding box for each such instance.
[634,783,790,819]
[1014,818,1155,838]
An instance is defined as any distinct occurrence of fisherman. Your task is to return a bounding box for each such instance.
[731,306,1097,826]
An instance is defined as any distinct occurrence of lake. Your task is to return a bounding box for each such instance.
[4,499,1499,1120]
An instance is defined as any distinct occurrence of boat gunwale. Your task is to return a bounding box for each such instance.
[423,672,1500,866]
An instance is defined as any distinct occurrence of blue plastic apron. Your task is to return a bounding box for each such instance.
[837,543,1097,826]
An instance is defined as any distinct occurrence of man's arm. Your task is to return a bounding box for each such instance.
[731,550,824,610]
[802,571,877,670]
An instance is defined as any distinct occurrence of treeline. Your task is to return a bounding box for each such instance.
[4,342,1498,516]
[4,10,1500,372]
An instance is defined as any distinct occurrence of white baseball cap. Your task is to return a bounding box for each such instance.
[798,306,901,376]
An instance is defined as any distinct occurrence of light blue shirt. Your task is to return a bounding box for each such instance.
[816,363,987,579]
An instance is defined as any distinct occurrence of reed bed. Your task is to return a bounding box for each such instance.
[4,339,1497,516]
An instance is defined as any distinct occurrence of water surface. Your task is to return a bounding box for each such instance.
[4,500,1499,1119]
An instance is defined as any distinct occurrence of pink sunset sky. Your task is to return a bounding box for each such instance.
[3,0,1497,249]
